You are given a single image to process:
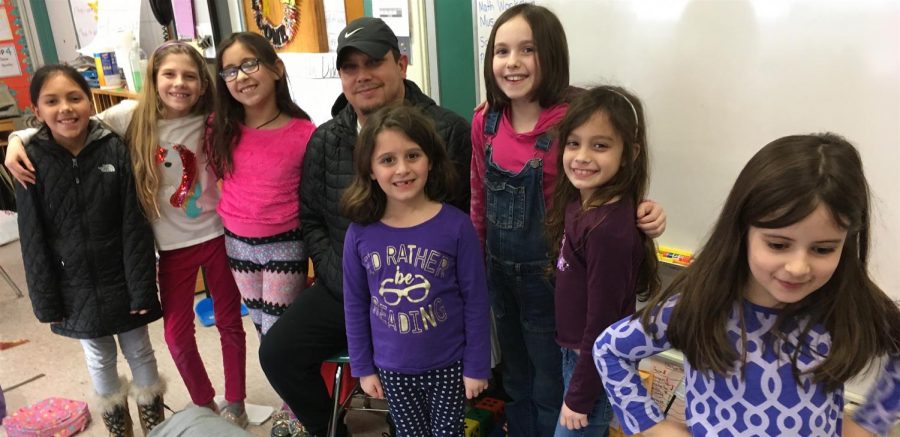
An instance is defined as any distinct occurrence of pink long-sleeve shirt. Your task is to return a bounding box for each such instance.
[217,118,316,237]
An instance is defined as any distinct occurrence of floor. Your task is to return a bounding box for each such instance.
[0,239,390,436]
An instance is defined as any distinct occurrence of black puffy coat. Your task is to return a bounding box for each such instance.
[301,80,472,300]
[16,121,161,339]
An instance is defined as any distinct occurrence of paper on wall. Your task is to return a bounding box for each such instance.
[323,0,347,52]
[0,43,21,78]
[372,0,409,36]
[0,8,12,41]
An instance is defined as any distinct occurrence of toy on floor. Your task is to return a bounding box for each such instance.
[474,397,505,423]
[194,292,250,327]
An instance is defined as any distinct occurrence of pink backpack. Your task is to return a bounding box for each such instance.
[2,397,91,437]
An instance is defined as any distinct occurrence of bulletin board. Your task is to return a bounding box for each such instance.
[0,0,33,113]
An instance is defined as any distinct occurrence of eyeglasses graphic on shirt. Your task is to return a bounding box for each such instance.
[219,58,260,82]
[379,275,431,306]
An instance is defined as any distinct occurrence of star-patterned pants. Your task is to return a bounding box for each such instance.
[378,361,466,436]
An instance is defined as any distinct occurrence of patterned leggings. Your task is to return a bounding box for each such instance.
[378,362,465,437]
[224,228,307,335]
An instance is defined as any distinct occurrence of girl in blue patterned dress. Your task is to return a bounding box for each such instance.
[593,133,900,436]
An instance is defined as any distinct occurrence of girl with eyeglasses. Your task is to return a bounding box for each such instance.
[5,42,250,427]
[340,105,491,436]
[207,31,316,436]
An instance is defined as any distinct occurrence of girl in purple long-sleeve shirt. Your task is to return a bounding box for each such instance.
[340,106,491,436]
[544,86,661,436]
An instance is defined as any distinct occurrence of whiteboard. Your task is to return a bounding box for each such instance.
[69,0,98,48]
[472,0,900,396]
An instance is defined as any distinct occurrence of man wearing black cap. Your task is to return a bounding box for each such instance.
[259,16,471,437]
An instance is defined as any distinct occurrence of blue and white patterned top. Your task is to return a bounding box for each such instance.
[593,296,900,436]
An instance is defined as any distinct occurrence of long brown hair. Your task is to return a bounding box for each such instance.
[341,105,457,224]
[545,86,659,302]
[483,4,569,112]
[641,133,900,391]
[209,32,310,176]
[125,42,214,219]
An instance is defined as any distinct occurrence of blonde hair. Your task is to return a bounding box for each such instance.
[125,42,214,219]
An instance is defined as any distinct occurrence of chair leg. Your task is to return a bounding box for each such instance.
[0,265,22,298]
[327,364,344,437]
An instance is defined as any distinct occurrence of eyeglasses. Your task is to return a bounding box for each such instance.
[379,280,430,306]
[219,58,260,82]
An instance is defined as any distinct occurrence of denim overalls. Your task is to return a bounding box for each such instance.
[482,110,563,437]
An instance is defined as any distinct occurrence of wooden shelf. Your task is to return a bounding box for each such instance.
[0,118,15,148]
[91,88,138,113]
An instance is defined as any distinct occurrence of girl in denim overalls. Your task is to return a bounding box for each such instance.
[470,5,666,436]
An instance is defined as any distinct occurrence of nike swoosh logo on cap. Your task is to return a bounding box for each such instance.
[345,27,364,37]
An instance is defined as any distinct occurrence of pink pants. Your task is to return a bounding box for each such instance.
[158,235,246,405]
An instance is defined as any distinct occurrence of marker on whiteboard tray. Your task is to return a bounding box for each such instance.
[664,378,686,416]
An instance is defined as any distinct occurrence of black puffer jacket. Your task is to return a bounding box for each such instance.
[301,80,472,300]
[16,121,161,339]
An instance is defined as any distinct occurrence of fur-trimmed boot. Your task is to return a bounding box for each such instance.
[98,381,134,437]
[131,379,166,435]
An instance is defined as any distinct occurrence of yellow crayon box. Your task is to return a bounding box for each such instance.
[656,245,693,267]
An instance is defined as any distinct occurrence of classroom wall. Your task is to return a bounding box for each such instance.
[44,0,78,63]
[280,0,434,126]
[434,0,476,120]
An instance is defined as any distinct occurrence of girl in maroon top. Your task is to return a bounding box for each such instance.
[545,87,661,435]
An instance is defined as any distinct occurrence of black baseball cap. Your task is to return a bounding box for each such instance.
[336,17,400,69]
